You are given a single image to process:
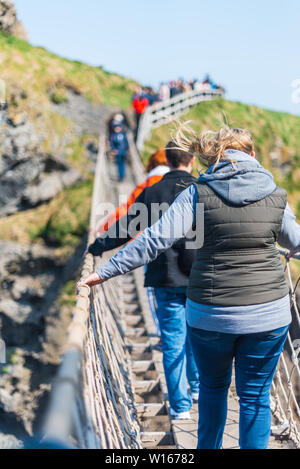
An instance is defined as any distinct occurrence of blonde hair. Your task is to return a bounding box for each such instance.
[173,122,254,172]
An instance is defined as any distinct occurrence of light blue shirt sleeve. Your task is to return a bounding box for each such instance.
[97,185,197,281]
[96,187,300,281]
[277,203,300,253]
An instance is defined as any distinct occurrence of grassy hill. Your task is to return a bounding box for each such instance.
[0,31,136,109]
[0,31,137,251]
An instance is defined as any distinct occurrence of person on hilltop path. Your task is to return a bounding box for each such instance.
[78,125,300,448]
[159,82,170,102]
[132,89,149,138]
[107,113,127,140]
[109,125,129,182]
[86,142,200,420]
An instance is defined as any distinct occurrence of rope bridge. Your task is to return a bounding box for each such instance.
[41,93,300,449]
[271,249,300,446]
[42,137,142,449]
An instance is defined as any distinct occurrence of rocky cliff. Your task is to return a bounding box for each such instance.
[0,104,81,217]
[0,0,28,41]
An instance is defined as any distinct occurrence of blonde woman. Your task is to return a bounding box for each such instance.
[78,126,300,449]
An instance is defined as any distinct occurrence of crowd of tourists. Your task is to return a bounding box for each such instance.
[107,113,129,181]
[78,120,300,449]
[132,75,225,134]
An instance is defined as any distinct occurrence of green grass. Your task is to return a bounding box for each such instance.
[29,179,93,248]
[59,280,77,307]
[50,88,68,104]
[0,30,139,328]
[143,99,300,164]
[0,31,138,253]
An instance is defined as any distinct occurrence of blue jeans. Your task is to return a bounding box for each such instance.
[187,324,289,449]
[116,153,126,181]
[146,287,161,337]
[154,287,199,413]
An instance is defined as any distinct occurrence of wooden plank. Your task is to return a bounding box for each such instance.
[133,380,159,394]
[136,403,166,417]
[171,393,241,450]
[141,432,174,448]
[126,343,151,353]
[171,402,198,450]
[172,420,197,450]
[130,360,154,373]
[124,304,141,315]
[125,315,143,327]
[125,327,146,338]
[123,284,137,294]
[152,348,168,397]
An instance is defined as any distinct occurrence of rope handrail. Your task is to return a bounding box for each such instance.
[278,247,300,261]
[149,88,224,113]
[42,136,142,449]
[136,88,225,152]
[271,249,300,446]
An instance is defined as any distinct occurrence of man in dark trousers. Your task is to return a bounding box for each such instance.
[109,125,129,181]
[88,142,199,420]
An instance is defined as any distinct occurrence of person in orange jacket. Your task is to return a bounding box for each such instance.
[96,148,169,235]
[93,148,169,336]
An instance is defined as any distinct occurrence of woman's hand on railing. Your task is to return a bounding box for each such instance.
[278,247,300,260]
[76,272,104,293]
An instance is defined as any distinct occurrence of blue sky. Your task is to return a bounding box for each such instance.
[14,0,300,115]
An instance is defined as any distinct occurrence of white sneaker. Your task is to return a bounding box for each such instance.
[191,392,199,402]
[170,408,191,420]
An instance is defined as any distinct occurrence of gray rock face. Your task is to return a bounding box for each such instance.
[0,112,81,217]
[0,0,16,34]
[0,238,86,438]
[0,241,62,437]
[52,90,120,135]
[0,242,64,345]
[0,0,28,40]
[0,54,118,439]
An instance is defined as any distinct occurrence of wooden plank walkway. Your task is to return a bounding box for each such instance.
[172,390,293,449]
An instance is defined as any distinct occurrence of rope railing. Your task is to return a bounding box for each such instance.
[270,249,300,447]
[127,131,146,184]
[41,135,142,449]
[136,88,225,152]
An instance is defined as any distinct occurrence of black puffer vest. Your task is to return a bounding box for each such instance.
[142,170,197,288]
[188,183,289,306]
